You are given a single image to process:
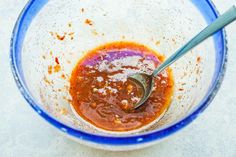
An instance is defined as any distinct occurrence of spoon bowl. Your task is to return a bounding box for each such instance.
[128,73,154,109]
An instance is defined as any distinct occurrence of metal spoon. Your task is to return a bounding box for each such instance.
[129,6,236,109]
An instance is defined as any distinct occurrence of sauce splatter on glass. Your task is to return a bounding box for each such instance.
[69,41,174,131]
[85,19,93,26]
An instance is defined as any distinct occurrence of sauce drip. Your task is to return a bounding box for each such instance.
[70,42,174,131]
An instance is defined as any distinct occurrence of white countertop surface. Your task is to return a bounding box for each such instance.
[0,0,236,156]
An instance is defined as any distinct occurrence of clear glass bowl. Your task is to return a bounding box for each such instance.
[10,0,227,151]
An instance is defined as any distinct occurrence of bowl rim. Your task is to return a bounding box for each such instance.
[10,0,227,146]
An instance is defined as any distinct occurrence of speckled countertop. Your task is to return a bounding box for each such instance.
[0,0,236,156]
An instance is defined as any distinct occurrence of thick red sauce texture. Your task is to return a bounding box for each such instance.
[69,42,174,131]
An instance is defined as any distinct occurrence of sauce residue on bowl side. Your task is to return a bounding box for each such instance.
[69,41,174,132]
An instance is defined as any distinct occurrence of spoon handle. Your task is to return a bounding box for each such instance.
[153,5,236,77]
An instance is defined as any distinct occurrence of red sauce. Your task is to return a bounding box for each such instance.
[69,42,174,131]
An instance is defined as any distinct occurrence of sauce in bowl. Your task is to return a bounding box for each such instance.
[70,42,174,132]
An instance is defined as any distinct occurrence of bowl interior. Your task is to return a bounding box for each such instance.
[18,0,217,136]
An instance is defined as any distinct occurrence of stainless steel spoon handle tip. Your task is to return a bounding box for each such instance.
[153,5,236,76]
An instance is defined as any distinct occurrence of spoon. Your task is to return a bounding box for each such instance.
[129,6,236,109]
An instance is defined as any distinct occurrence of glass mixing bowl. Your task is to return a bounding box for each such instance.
[10,0,227,151]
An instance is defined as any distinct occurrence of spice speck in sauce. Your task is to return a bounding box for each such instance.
[197,56,201,63]
[85,19,93,26]
[68,32,75,40]
[155,41,161,46]
[48,65,53,75]
[178,88,184,91]
[56,33,66,41]
[68,22,72,27]
[61,74,66,80]
[53,64,61,73]
[55,57,60,64]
